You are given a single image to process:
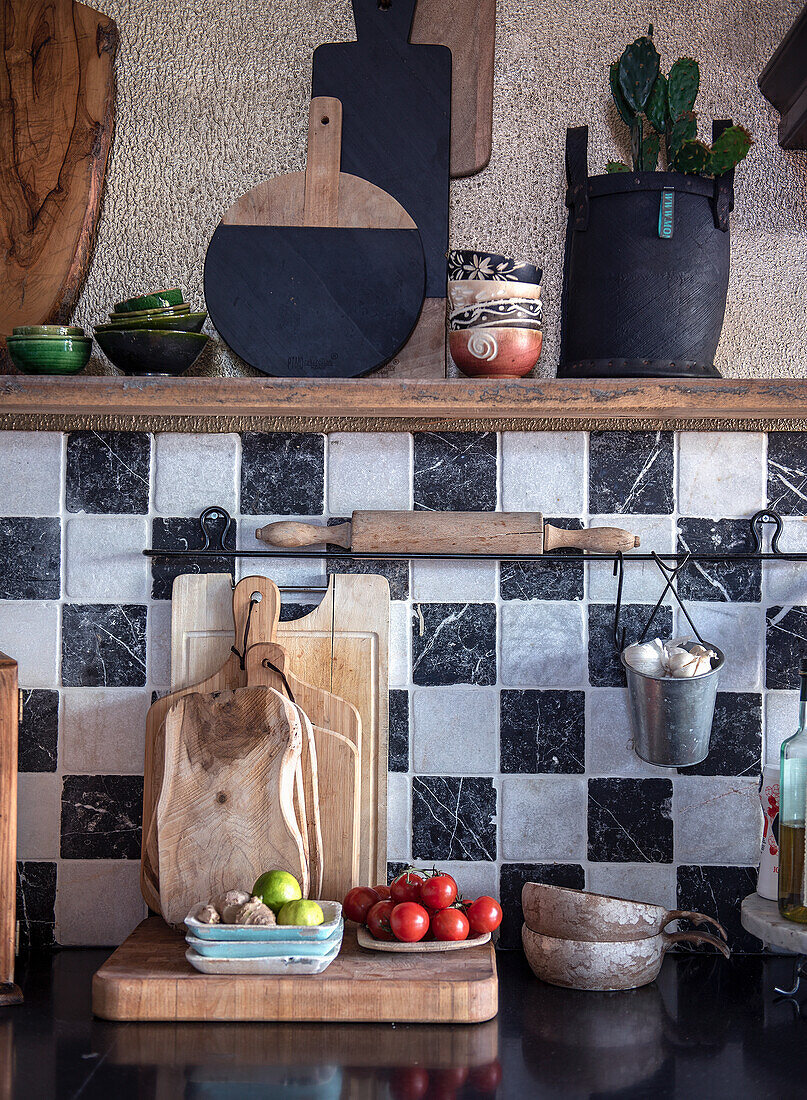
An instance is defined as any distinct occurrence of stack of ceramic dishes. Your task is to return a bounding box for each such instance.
[183,901,344,975]
[93,287,209,376]
[6,325,92,375]
[447,250,543,378]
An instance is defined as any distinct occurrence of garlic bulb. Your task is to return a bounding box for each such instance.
[196,904,221,924]
[230,896,276,926]
[666,644,716,678]
[623,641,666,678]
[212,889,251,923]
[624,638,717,679]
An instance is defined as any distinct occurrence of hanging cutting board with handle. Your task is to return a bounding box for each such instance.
[411,0,496,178]
[0,1,118,345]
[204,96,425,377]
[157,686,307,929]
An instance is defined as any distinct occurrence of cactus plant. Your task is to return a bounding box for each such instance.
[605,27,752,177]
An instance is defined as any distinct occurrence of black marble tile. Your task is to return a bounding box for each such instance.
[413,432,497,511]
[16,861,56,949]
[500,519,584,601]
[0,517,60,599]
[677,865,761,953]
[389,689,409,772]
[60,775,143,859]
[66,431,150,514]
[61,604,147,687]
[326,517,408,599]
[588,603,673,686]
[412,776,496,861]
[589,431,674,515]
[498,863,585,950]
[588,778,673,862]
[679,692,762,777]
[387,861,408,883]
[677,519,761,603]
[279,602,318,622]
[150,516,235,600]
[766,605,807,688]
[412,603,496,686]
[500,690,585,774]
[241,433,324,515]
[18,689,58,772]
[767,432,807,516]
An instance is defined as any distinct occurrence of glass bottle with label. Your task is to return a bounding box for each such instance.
[779,658,807,922]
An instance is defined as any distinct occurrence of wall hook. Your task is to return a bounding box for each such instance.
[198,506,233,551]
[750,508,784,555]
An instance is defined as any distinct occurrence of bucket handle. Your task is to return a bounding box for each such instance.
[565,126,590,231]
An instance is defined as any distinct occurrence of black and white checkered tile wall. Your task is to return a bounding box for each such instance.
[4,428,807,950]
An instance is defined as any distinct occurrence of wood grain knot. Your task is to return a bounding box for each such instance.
[216,791,227,804]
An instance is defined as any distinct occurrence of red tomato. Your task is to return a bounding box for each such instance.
[430,1067,469,1090]
[389,1067,429,1100]
[468,1059,503,1092]
[342,886,380,924]
[466,896,502,934]
[420,873,458,911]
[390,870,425,904]
[373,883,392,900]
[366,899,396,940]
[430,907,470,942]
[390,902,430,942]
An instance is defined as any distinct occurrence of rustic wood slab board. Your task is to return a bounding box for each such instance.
[93,917,497,1023]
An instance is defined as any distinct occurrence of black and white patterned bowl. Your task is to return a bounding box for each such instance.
[447,249,542,284]
[449,298,543,331]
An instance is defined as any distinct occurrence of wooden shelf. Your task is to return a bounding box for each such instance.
[1,375,806,432]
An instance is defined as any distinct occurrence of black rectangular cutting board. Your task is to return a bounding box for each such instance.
[312,0,451,299]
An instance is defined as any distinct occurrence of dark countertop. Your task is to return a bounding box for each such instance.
[4,949,807,1099]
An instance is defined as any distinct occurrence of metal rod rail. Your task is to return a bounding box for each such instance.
[144,548,807,563]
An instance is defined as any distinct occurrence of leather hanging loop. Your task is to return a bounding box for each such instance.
[712,119,735,233]
[565,126,590,231]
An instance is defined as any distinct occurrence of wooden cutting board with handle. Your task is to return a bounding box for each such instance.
[256,512,641,554]
[0,1,117,346]
[204,96,425,377]
[157,686,306,928]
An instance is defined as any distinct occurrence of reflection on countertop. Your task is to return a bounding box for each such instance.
[4,948,807,1098]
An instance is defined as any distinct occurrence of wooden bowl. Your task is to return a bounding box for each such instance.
[449,326,542,378]
[448,279,542,311]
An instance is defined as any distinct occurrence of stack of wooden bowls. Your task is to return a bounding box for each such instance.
[447,250,543,378]
[93,287,209,376]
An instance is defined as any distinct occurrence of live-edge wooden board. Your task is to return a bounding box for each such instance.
[93,917,498,1023]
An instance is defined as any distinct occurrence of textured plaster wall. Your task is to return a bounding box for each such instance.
[74,0,807,378]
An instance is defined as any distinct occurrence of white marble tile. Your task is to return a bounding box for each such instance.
[148,602,172,688]
[675,776,761,864]
[16,773,60,859]
[55,860,146,946]
[0,602,59,687]
[765,518,807,605]
[586,688,671,777]
[387,773,411,862]
[500,602,586,687]
[501,432,586,513]
[0,431,63,515]
[65,516,149,601]
[501,775,587,861]
[236,516,327,589]
[411,688,497,773]
[678,432,766,518]
[327,433,411,513]
[412,560,496,603]
[586,863,678,910]
[389,601,410,689]
[153,433,239,515]
[61,688,149,773]
[588,516,676,603]
[765,691,800,766]
[680,603,764,691]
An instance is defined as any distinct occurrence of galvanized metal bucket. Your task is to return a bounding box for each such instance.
[621,644,725,767]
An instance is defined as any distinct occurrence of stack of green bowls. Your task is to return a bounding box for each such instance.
[93,287,209,376]
[6,325,92,375]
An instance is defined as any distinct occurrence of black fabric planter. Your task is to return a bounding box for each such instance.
[559,125,735,379]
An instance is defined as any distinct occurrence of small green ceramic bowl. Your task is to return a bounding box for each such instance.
[113,287,185,313]
[13,324,85,337]
[6,335,92,375]
[94,311,207,335]
[108,304,191,323]
[94,328,208,376]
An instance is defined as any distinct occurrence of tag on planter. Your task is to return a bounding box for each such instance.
[658,188,675,239]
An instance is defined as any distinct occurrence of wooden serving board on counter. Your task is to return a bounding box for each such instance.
[93,917,497,1023]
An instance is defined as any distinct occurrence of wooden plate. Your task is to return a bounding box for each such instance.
[357,926,491,953]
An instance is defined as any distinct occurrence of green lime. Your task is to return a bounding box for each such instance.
[277,900,325,927]
[252,870,302,914]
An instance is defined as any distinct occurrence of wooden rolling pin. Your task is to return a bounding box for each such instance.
[256,512,640,555]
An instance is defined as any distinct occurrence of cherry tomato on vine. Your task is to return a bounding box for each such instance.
[468,1060,503,1092]
[373,883,392,900]
[389,1066,430,1100]
[390,870,426,904]
[342,886,380,924]
[430,907,470,942]
[420,873,458,911]
[390,901,430,942]
[466,896,502,934]
[366,899,396,940]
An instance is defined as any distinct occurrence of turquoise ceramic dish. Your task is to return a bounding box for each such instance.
[114,287,185,313]
[185,937,341,976]
[185,924,344,958]
[185,900,343,941]
[94,312,207,334]
[6,335,92,375]
[13,324,84,337]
